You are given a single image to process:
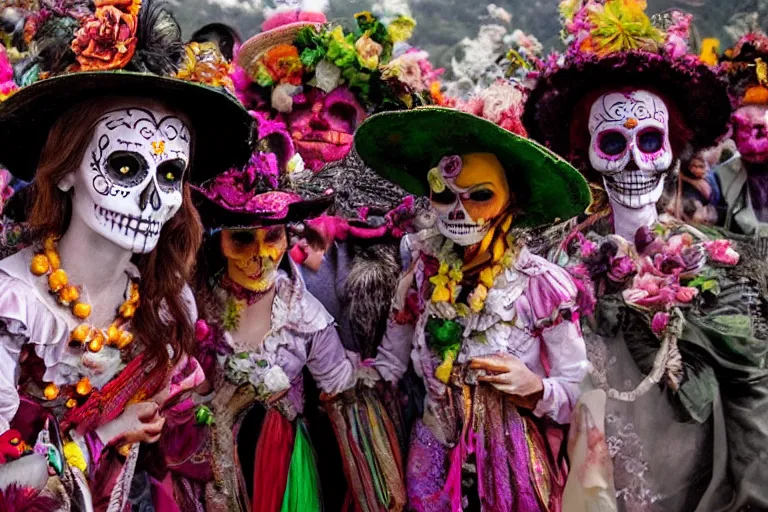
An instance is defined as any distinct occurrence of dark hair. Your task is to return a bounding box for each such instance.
[27,97,203,370]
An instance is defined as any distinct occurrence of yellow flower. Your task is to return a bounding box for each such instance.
[63,441,87,473]
[355,33,383,70]
[448,266,463,283]
[434,351,455,384]
[468,285,488,313]
[330,26,346,44]
[429,273,450,303]
[588,0,662,56]
[387,15,416,43]
[479,265,502,288]
[427,167,445,193]
[355,11,375,24]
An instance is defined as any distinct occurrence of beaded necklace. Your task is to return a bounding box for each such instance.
[29,236,139,407]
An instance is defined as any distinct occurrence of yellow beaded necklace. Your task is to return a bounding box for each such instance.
[30,236,140,406]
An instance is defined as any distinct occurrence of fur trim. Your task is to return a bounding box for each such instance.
[344,243,400,358]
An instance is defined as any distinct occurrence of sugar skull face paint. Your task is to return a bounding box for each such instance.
[588,90,672,209]
[285,87,366,172]
[60,105,190,254]
[429,153,510,246]
[221,226,288,292]
[732,105,768,164]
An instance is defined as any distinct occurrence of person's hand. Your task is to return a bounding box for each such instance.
[96,402,166,445]
[470,353,544,405]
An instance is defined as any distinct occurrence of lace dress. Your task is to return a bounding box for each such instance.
[376,229,590,512]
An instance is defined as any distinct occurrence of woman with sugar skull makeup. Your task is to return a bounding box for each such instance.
[524,1,768,510]
[189,141,407,512]
[715,32,768,238]
[0,1,252,510]
[354,107,593,512]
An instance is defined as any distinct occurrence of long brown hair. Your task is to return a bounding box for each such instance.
[27,97,203,369]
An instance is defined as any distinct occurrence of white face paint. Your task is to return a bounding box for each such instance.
[588,90,672,209]
[61,106,191,253]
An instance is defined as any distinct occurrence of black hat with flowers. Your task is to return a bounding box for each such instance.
[0,0,253,184]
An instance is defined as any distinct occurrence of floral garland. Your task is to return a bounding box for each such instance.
[409,229,517,384]
[251,11,442,109]
[561,223,740,396]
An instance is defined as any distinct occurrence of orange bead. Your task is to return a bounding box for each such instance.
[45,250,61,272]
[43,236,57,253]
[65,398,78,409]
[116,331,134,350]
[71,324,91,344]
[75,378,92,396]
[30,255,50,276]
[48,269,68,292]
[59,285,80,305]
[107,324,120,344]
[44,383,60,401]
[88,333,104,353]
[119,304,136,319]
[73,303,92,320]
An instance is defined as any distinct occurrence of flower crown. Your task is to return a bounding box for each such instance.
[248,11,442,110]
[721,32,768,106]
[3,0,234,93]
[558,0,692,60]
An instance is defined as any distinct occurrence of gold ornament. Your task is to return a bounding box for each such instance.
[75,378,92,396]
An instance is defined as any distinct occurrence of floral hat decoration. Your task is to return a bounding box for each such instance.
[192,115,333,231]
[0,0,253,184]
[522,0,731,163]
[235,1,441,113]
[720,31,768,107]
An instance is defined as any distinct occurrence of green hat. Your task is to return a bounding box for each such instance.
[354,107,591,228]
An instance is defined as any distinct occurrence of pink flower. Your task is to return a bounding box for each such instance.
[623,274,677,310]
[608,256,637,282]
[439,155,462,178]
[675,287,698,304]
[195,320,211,342]
[703,240,740,266]
[651,312,669,335]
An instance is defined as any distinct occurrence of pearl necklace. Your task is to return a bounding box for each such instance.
[30,236,140,408]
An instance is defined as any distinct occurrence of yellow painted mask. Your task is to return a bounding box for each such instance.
[220,226,287,292]
[428,153,511,246]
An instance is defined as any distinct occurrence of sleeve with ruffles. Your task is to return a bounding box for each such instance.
[514,252,590,425]
[306,325,356,395]
[0,275,69,434]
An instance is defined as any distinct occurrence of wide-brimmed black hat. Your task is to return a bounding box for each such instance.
[0,0,253,184]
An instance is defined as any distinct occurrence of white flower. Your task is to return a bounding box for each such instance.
[286,153,305,174]
[313,59,341,93]
[271,83,301,113]
[478,80,523,124]
[262,365,291,393]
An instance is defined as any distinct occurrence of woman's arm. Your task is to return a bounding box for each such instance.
[533,320,589,424]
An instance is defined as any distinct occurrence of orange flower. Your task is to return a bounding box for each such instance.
[263,44,303,86]
[72,3,138,71]
[176,42,234,91]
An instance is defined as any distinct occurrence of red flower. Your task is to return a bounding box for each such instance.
[71,1,139,71]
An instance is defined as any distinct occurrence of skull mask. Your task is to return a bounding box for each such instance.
[221,226,287,292]
[60,106,190,254]
[429,153,510,246]
[285,87,366,172]
[588,90,672,208]
[732,104,768,164]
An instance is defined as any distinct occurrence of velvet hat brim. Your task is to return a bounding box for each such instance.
[0,71,254,184]
[523,51,732,159]
[354,107,592,228]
